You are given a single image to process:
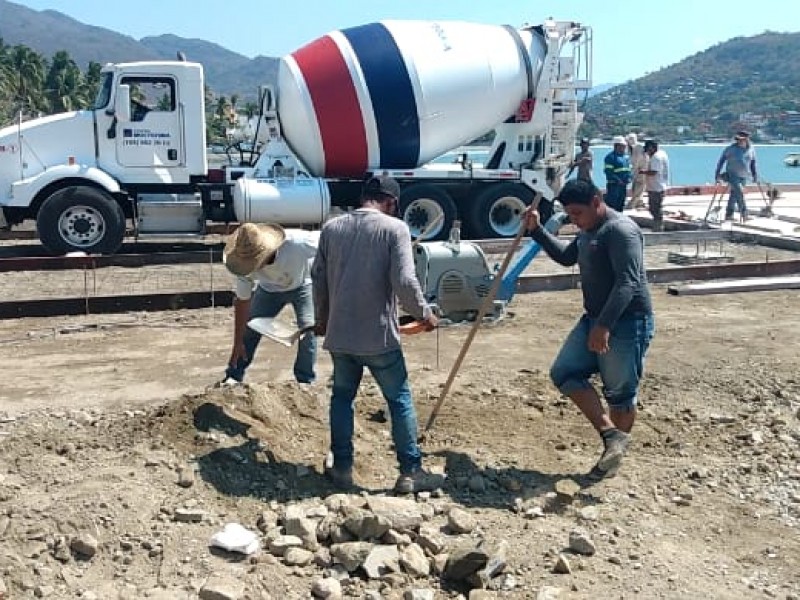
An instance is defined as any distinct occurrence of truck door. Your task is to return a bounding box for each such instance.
[116,76,183,168]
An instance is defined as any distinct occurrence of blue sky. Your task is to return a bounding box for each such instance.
[11,0,797,84]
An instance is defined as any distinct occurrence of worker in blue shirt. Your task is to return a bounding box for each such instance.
[604,136,632,212]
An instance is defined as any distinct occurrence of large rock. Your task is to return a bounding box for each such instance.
[311,577,342,599]
[467,541,508,589]
[366,497,425,531]
[362,545,401,579]
[447,507,477,534]
[199,574,245,600]
[284,547,314,566]
[444,545,490,581]
[70,533,99,559]
[330,541,374,572]
[400,543,430,577]
[268,535,303,556]
[285,516,319,550]
[342,507,392,540]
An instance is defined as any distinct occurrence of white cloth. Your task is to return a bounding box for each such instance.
[645,150,670,192]
[233,229,320,299]
[629,143,647,180]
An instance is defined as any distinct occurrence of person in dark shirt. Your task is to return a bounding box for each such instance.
[523,179,655,480]
[603,136,632,212]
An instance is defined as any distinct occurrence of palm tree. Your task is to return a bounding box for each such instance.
[7,44,47,117]
[44,50,84,112]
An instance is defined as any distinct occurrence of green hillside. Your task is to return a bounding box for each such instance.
[582,31,800,142]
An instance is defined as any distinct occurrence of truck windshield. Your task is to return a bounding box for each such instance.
[93,73,114,110]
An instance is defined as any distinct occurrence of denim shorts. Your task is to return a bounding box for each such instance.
[550,313,655,411]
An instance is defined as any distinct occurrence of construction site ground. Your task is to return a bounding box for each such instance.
[1,262,799,598]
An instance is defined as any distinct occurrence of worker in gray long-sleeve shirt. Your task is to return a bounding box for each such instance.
[311,175,443,495]
[523,179,655,481]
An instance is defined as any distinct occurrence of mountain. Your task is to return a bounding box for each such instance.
[588,83,618,97]
[582,31,800,141]
[0,0,277,97]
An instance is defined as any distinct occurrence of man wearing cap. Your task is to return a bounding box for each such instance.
[640,140,670,232]
[568,138,594,183]
[625,133,647,210]
[221,222,319,384]
[603,136,632,212]
[523,179,655,481]
[311,175,443,494]
[714,131,758,221]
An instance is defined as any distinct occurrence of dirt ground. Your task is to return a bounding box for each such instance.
[1,283,799,599]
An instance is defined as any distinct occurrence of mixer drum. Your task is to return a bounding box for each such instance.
[278,20,547,177]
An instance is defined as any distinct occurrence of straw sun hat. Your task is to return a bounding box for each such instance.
[223,222,286,276]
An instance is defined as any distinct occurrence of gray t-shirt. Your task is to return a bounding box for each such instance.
[531,209,652,328]
[311,208,428,355]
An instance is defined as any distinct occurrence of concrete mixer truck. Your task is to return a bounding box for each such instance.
[0,18,591,254]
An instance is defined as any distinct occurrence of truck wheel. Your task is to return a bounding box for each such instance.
[469,183,537,239]
[36,186,126,255]
[399,185,456,241]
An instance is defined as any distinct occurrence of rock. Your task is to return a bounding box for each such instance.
[416,527,446,555]
[578,506,599,522]
[432,553,449,575]
[362,545,401,579]
[199,574,245,600]
[268,535,304,556]
[311,577,342,599]
[554,479,580,501]
[330,541,374,572]
[174,507,207,523]
[366,497,425,531]
[400,543,430,577]
[53,537,71,562]
[447,507,477,534]
[177,466,194,488]
[536,586,563,600]
[467,541,508,589]
[285,516,320,550]
[70,533,99,559]
[468,591,495,600]
[444,545,490,581]
[313,547,333,568]
[256,510,279,533]
[553,554,572,574]
[324,494,354,512]
[342,508,392,540]
[284,547,314,566]
[568,528,596,556]
[34,585,55,598]
[383,529,412,545]
[404,590,435,600]
[0,576,6,596]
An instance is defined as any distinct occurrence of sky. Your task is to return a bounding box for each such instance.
[10,0,798,85]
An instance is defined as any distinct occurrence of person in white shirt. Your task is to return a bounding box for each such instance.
[221,223,319,384]
[640,139,670,232]
[625,133,647,210]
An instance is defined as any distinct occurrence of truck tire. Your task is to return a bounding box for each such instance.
[467,183,541,239]
[399,184,456,241]
[36,186,126,255]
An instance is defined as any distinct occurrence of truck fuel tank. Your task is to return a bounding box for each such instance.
[279,20,547,178]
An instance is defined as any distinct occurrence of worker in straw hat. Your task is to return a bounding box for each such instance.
[221,222,319,385]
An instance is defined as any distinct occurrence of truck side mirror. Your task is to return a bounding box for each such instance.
[115,84,131,123]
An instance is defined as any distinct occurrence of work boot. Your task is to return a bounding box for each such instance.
[394,468,446,495]
[588,429,630,481]
[324,465,354,489]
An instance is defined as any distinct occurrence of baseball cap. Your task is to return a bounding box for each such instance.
[734,130,750,139]
[643,138,658,150]
[363,175,400,200]
[580,137,590,144]
[612,135,626,146]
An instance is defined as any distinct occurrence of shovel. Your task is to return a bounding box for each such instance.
[247,317,315,347]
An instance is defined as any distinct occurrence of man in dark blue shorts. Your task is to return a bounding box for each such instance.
[524,179,655,480]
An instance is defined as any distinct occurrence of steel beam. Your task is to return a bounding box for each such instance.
[0,290,235,320]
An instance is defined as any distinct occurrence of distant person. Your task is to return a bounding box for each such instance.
[568,138,594,183]
[221,223,319,385]
[625,133,647,209]
[640,139,670,232]
[311,175,442,494]
[603,136,632,212]
[714,130,758,221]
[523,179,654,481]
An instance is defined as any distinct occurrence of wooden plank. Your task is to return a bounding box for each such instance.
[668,276,800,296]
[0,250,223,272]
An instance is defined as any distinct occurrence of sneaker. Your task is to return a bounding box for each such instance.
[215,376,241,388]
[394,468,446,495]
[594,429,630,477]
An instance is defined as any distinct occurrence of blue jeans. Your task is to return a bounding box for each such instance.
[550,313,655,411]
[725,175,747,218]
[225,284,317,383]
[329,349,421,474]
[605,184,627,212]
